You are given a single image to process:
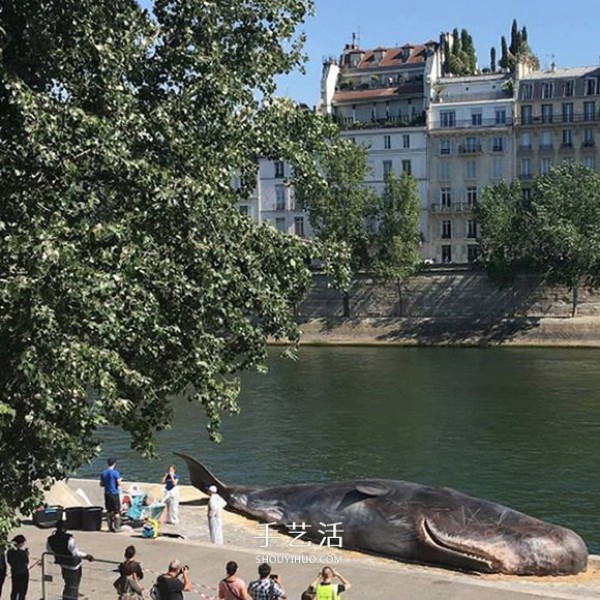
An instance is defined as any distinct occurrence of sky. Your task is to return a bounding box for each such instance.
[139,0,600,106]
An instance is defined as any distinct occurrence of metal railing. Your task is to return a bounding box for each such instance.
[434,116,513,129]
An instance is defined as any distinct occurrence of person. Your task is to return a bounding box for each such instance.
[218,561,251,600]
[307,567,351,600]
[115,545,144,599]
[6,535,29,600]
[155,560,192,600]
[0,548,6,598]
[100,457,123,532]
[161,465,180,525]
[46,521,94,600]
[207,485,227,544]
[247,562,286,600]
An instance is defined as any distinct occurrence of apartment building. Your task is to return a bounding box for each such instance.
[319,39,442,247]
[515,65,600,197]
[426,74,515,263]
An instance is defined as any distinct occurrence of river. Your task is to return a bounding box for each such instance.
[78,347,600,553]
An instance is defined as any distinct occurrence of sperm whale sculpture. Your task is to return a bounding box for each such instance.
[176,453,587,575]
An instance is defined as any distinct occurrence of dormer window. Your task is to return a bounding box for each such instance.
[541,82,553,99]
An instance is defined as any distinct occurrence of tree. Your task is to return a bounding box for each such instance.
[499,36,509,69]
[372,172,421,315]
[294,139,377,318]
[510,19,519,55]
[0,0,344,544]
[529,164,600,316]
[490,47,497,72]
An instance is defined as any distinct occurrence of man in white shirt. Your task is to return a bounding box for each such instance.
[207,485,227,544]
[46,521,94,600]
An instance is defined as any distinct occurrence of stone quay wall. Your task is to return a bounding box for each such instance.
[299,267,600,319]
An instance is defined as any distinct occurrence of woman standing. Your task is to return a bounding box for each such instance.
[7,535,29,600]
[161,465,180,525]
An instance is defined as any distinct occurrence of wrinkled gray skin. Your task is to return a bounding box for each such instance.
[176,453,587,575]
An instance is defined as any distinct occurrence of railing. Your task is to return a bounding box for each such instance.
[432,90,510,103]
[458,144,482,154]
[539,144,553,151]
[583,140,596,148]
[434,116,513,129]
[517,113,599,126]
[519,173,533,180]
[336,114,426,130]
[430,202,475,212]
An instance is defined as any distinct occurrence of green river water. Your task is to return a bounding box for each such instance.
[78,347,600,553]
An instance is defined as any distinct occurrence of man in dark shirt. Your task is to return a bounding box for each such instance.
[156,560,192,600]
[7,534,29,600]
[99,457,122,532]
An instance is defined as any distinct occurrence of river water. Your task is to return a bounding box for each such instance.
[78,347,600,553]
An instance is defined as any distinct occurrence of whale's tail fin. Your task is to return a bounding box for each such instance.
[174,453,230,501]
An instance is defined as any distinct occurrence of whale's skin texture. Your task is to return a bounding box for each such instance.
[176,453,588,576]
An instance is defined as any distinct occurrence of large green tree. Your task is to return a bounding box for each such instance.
[0,0,342,543]
[294,139,377,317]
[372,172,421,316]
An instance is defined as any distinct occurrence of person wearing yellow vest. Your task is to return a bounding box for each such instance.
[308,567,351,600]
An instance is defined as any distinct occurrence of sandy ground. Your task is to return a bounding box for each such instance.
[10,478,600,600]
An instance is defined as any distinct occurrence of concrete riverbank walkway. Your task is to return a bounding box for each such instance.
[12,479,600,599]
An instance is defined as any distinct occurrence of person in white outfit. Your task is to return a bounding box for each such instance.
[161,465,180,525]
[207,485,227,544]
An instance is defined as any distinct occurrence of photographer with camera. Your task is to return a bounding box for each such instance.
[248,562,287,600]
[218,561,251,600]
[155,559,192,600]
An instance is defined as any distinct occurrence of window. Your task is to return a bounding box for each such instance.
[541,104,553,124]
[467,244,478,262]
[562,129,573,148]
[464,136,479,152]
[440,139,451,155]
[492,137,504,152]
[402,134,410,149]
[522,188,532,201]
[442,220,452,239]
[294,216,305,237]
[541,82,553,99]
[563,80,575,97]
[541,157,552,175]
[541,130,553,149]
[438,161,451,181]
[521,105,532,124]
[465,160,477,179]
[471,111,482,126]
[585,78,598,96]
[584,155,596,170]
[520,131,532,149]
[383,160,393,177]
[274,160,285,178]
[401,160,412,175]
[495,109,507,124]
[239,205,249,216]
[441,245,452,263]
[440,187,452,208]
[492,158,503,180]
[583,128,595,147]
[562,103,573,123]
[275,185,286,210]
[520,158,532,178]
[466,187,478,207]
[584,101,596,121]
[467,219,477,238]
[275,217,286,232]
[521,83,533,100]
[441,110,456,127]
[384,135,391,149]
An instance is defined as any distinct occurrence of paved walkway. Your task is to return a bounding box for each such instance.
[12,479,600,599]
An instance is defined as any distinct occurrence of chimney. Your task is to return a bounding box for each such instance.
[550,61,556,72]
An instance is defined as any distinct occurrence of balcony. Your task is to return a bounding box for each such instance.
[519,173,533,180]
[335,113,426,131]
[560,142,575,150]
[434,117,513,130]
[582,140,596,148]
[430,203,453,212]
[454,202,475,212]
[539,143,554,151]
[519,144,533,151]
[458,144,482,155]
[517,112,599,126]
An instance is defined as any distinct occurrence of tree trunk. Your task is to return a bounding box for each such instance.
[343,291,350,318]
[396,280,404,317]
[571,285,579,317]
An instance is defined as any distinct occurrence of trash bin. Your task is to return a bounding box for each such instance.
[81,506,103,531]
[33,505,64,529]
[64,506,84,530]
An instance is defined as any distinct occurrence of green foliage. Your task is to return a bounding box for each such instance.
[372,172,421,290]
[445,27,477,76]
[0,0,347,544]
[499,19,539,71]
[476,165,600,315]
[529,163,600,314]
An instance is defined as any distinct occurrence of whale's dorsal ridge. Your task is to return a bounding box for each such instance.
[355,482,390,496]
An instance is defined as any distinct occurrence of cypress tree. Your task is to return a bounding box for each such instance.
[490,47,496,72]
[510,19,518,55]
[521,26,528,46]
[500,36,508,69]
[452,28,460,56]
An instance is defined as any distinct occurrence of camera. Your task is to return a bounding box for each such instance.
[180,565,189,574]
[269,574,278,580]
